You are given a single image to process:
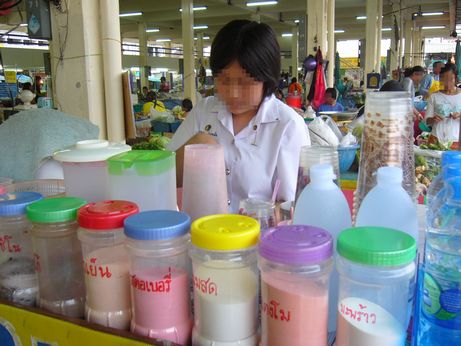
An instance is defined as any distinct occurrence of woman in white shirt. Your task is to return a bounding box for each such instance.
[426,63,461,145]
[168,20,310,212]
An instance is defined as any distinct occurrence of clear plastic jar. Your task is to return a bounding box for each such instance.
[190,214,260,346]
[27,197,87,317]
[258,225,333,346]
[336,227,417,346]
[124,210,192,345]
[0,192,42,306]
[77,200,138,329]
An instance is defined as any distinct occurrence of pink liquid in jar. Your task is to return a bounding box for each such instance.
[131,266,192,345]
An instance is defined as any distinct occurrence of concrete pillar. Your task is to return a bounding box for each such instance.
[100,0,125,141]
[398,4,405,68]
[250,13,261,23]
[375,0,383,73]
[291,26,299,79]
[389,2,401,74]
[138,22,148,89]
[403,19,413,67]
[50,0,107,138]
[197,32,204,61]
[326,0,335,87]
[181,0,196,105]
[413,28,424,66]
[306,0,327,55]
[365,0,378,75]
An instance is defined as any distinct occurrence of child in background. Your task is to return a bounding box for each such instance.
[317,88,344,114]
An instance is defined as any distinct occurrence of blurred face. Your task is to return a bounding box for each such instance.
[325,93,335,105]
[215,60,264,115]
[441,70,457,89]
[434,63,444,75]
[412,71,425,83]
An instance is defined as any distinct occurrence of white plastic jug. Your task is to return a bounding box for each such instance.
[293,163,352,333]
[356,166,418,244]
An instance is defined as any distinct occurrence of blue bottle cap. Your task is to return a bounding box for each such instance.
[441,151,461,167]
[124,210,191,240]
[0,192,43,217]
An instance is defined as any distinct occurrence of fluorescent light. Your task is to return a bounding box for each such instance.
[334,29,345,33]
[19,24,27,27]
[179,6,208,12]
[119,12,142,17]
[422,12,444,16]
[282,33,293,37]
[146,28,159,33]
[246,1,278,7]
[422,26,446,30]
[194,36,210,40]
[294,19,300,23]
[193,25,208,30]
[356,16,367,20]
[156,38,171,42]
[382,28,392,32]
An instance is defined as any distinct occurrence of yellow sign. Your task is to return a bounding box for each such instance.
[4,71,16,84]
[0,303,153,346]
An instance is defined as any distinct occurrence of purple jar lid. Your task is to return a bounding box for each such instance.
[259,225,333,265]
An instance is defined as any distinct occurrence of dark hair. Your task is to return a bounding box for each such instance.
[182,98,193,112]
[210,20,281,98]
[22,82,32,90]
[412,65,425,74]
[160,77,166,82]
[142,86,148,90]
[441,62,458,77]
[291,77,297,84]
[146,91,157,102]
[325,87,337,99]
[379,80,404,92]
[404,68,413,77]
[433,61,444,68]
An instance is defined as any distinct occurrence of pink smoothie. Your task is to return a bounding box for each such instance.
[131,266,192,345]
[261,271,328,346]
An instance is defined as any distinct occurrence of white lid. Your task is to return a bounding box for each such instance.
[53,140,131,163]
[377,166,403,184]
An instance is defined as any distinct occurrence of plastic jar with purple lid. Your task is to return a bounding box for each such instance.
[258,225,333,346]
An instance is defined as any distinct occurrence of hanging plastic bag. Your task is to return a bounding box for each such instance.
[308,117,340,147]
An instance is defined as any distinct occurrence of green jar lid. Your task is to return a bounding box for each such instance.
[27,197,87,223]
[337,227,416,267]
[108,150,175,176]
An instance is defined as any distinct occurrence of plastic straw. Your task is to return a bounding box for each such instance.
[272,179,281,204]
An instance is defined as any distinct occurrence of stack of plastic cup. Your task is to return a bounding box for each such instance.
[182,144,229,221]
[354,91,415,219]
[295,146,340,201]
[53,140,130,202]
[107,150,177,211]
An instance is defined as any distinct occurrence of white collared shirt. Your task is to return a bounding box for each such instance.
[167,95,311,213]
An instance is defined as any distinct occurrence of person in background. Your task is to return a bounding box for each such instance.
[167,20,310,212]
[275,89,284,101]
[402,66,425,120]
[317,88,344,113]
[420,61,445,98]
[288,77,302,95]
[142,91,166,115]
[139,86,149,102]
[159,76,170,93]
[182,98,193,114]
[426,63,461,145]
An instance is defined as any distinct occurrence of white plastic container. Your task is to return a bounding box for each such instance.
[77,200,139,329]
[53,140,130,202]
[356,166,418,244]
[293,163,352,332]
[190,214,260,346]
[336,227,416,346]
[107,150,177,212]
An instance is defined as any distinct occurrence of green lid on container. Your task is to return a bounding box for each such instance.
[107,150,175,176]
[337,227,416,266]
[27,197,87,223]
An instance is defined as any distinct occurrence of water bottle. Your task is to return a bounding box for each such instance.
[426,151,461,205]
[355,166,418,244]
[293,163,352,333]
[417,176,461,345]
[428,164,461,222]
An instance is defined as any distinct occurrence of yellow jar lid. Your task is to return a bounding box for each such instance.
[191,214,260,251]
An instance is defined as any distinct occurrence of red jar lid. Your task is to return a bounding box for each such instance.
[78,200,139,230]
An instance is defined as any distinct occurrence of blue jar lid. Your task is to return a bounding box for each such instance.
[124,210,191,240]
[0,192,43,216]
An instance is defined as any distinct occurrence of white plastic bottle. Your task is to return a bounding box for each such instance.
[356,166,418,244]
[293,163,352,333]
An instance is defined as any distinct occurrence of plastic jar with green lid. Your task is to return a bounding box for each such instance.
[335,227,417,346]
[27,197,87,318]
